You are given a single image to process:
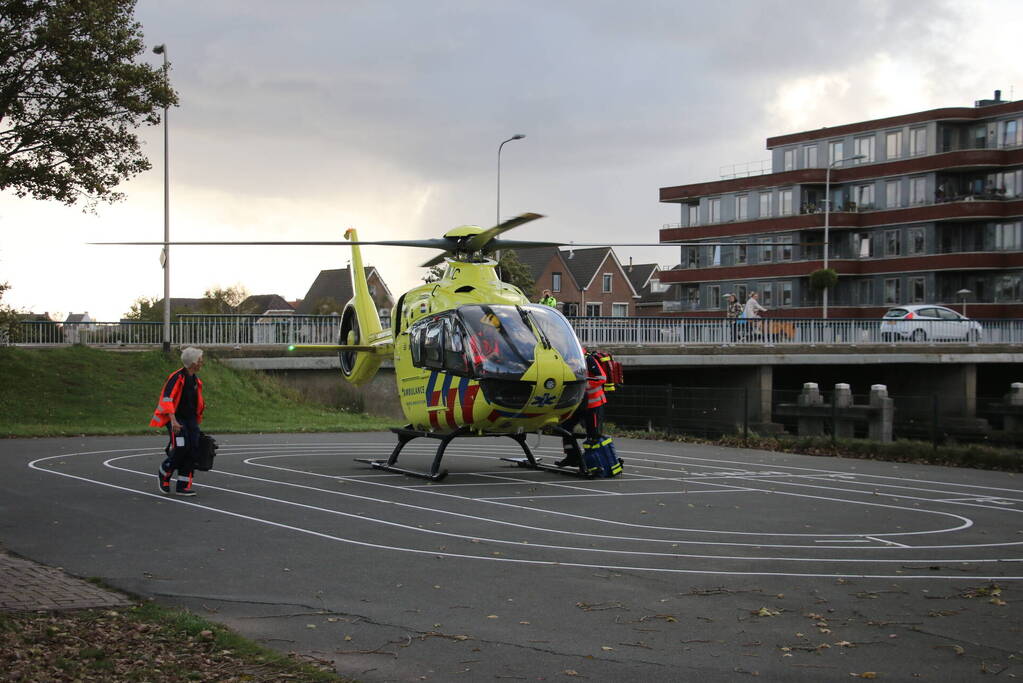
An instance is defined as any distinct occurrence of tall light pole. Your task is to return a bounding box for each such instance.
[154,44,170,352]
[497,134,525,226]
[957,288,972,318]
[822,153,865,319]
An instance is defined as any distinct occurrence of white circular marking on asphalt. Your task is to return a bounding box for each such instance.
[27,439,1023,579]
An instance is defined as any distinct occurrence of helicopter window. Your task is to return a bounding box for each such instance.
[458,305,537,380]
[520,304,586,378]
[422,318,445,369]
[443,318,471,375]
[408,323,424,366]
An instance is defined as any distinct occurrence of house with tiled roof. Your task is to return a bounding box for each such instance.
[510,247,640,316]
[297,266,394,327]
[238,294,294,314]
[622,261,682,316]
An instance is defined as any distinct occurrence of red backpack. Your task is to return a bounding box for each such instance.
[588,350,623,392]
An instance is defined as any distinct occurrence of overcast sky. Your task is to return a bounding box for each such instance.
[2,0,1021,320]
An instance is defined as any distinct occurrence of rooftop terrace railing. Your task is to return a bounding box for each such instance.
[5,315,1023,348]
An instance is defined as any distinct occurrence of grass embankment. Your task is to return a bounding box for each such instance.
[0,598,347,682]
[0,346,393,437]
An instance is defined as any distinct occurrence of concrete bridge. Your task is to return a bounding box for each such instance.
[222,344,1023,435]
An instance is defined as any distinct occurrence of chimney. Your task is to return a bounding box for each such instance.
[995,89,1002,101]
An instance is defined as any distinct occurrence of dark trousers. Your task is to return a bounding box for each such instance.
[164,415,200,477]
[560,404,605,457]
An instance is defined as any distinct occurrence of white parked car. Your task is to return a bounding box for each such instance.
[880,304,982,342]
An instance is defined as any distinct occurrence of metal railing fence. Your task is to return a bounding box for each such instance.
[5,315,1023,347]
[604,385,1023,448]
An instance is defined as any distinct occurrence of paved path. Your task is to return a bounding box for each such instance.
[0,550,132,612]
[2,432,1021,681]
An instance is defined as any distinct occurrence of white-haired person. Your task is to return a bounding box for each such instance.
[150,347,206,496]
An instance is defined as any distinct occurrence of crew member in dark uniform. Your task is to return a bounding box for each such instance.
[152,347,206,496]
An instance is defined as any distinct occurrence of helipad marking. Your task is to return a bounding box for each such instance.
[21,442,1023,578]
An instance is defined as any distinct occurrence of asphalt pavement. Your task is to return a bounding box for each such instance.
[1,432,1021,681]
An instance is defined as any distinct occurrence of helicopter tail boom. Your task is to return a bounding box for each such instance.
[336,228,388,385]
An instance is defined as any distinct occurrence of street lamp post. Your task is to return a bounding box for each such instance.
[957,288,972,318]
[154,44,170,353]
[822,153,865,319]
[497,134,525,226]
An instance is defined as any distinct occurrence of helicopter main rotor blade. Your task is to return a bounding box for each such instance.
[90,238,456,248]
[463,212,544,252]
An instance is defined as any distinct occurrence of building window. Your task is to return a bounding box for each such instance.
[707,285,721,310]
[909,277,925,303]
[854,135,875,163]
[552,272,562,293]
[758,192,771,218]
[684,247,698,269]
[711,244,721,266]
[585,303,601,316]
[735,284,748,303]
[910,126,927,156]
[908,228,925,255]
[602,273,612,292]
[736,194,748,220]
[760,283,773,307]
[884,278,901,304]
[994,221,1022,250]
[736,242,748,265]
[857,279,872,305]
[885,130,902,159]
[709,197,722,223]
[855,183,875,210]
[687,203,699,226]
[780,281,792,307]
[759,237,773,263]
[909,176,927,205]
[777,235,793,261]
[779,188,794,216]
[996,274,1023,302]
[885,180,901,208]
[857,233,873,258]
[565,303,578,316]
[1000,119,1020,147]
[804,144,818,168]
[683,286,699,309]
[783,148,795,171]
[828,140,843,165]
[885,229,901,256]
[611,303,628,317]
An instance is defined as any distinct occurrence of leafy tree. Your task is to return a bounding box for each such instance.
[0,0,177,206]
[123,295,160,321]
[809,267,838,291]
[0,281,26,342]
[201,285,248,314]
[422,264,445,284]
[497,249,536,299]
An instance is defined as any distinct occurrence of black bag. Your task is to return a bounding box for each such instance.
[194,432,219,471]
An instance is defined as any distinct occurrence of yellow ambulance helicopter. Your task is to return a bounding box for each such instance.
[100,213,794,481]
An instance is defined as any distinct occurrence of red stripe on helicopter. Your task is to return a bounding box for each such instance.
[444,388,459,429]
[461,384,480,423]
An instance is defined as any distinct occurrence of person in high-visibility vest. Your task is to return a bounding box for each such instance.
[539,289,557,307]
[151,347,206,496]
[556,351,607,467]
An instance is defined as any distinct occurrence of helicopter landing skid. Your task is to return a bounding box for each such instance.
[499,426,593,479]
[354,426,470,481]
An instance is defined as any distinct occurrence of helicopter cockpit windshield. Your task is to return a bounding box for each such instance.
[407,304,586,381]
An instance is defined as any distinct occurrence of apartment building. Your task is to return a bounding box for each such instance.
[658,91,1023,318]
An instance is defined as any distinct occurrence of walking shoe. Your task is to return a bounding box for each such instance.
[157,466,172,494]
[175,476,196,496]
[555,458,580,468]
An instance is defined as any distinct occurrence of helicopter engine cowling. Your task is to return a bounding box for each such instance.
[337,302,383,386]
